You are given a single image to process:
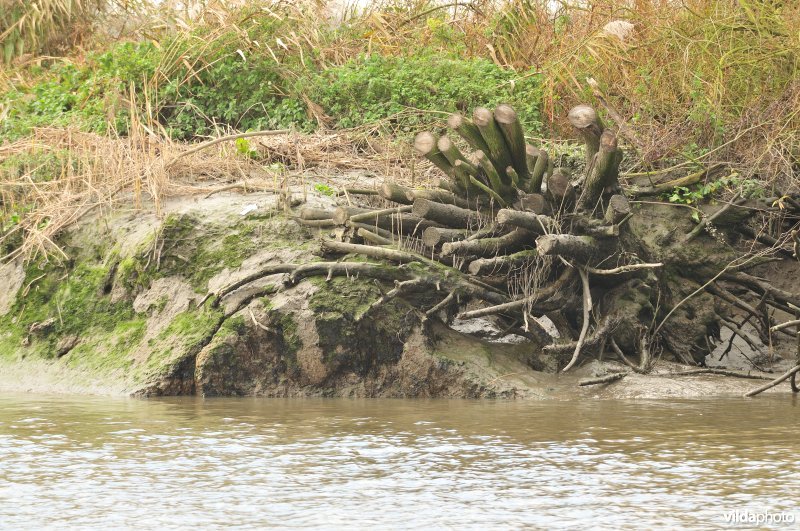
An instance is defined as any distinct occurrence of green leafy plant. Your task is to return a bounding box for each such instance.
[313,183,335,196]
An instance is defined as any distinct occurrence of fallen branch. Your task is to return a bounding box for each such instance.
[579,372,628,386]
[562,267,591,372]
[743,365,800,397]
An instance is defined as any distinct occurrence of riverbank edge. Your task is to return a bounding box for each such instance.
[0,189,794,400]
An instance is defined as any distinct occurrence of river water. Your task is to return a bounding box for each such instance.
[1,394,798,529]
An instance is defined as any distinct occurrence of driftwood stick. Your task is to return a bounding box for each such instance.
[743,365,800,397]
[659,368,774,380]
[579,372,628,386]
[772,319,800,333]
[562,267,592,372]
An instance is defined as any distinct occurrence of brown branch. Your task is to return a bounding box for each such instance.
[743,365,800,397]
[579,372,628,386]
[562,267,591,372]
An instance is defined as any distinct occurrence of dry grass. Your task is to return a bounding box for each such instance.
[0,115,434,263]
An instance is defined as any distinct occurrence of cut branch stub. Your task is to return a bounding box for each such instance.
[447,112,491,154]
[581,129,621,210]
[414,131,454,178]
[333,206,372,225]
[527,146,548,193]
[405,188,474,209]
[494,104,531,182]
[568,104,605,169]
[516,193,551,215]
[473,107,514,182]
[546,169,576,211]
[604,194,630,224]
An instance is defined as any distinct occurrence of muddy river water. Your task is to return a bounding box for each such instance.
[1,393,798,529]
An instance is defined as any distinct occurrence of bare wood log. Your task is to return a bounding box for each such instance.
[422,226,468,248]
[604,194,630,224]
[356,227,393,246]
[494,104,531,181]
[336,188,378,197]
[581,130,620,210]
[298,207,335,220]
[441,228,532,257]
[527,147,548,193]
[349,205,413,223]
[332,206,372,225]
[447,112,491,154]
[536,234,603,263]
[372,213,442,236]
[506,166,521,188]
[546,169,575,211]
[414,132,454,176]
[473,107,514,182]
[568,215,619,238]
[380,182,414,205]
[405,188,474,209]
[496,209,551,234]
[516,193,551,215]
[437,179,458,193]
[579,372,628,386]
[295,218,337,228]
[467,249,539,275]
[412,198,479,229]
[568,104,604,168]
[348,222,396,242]
[743,364,800,397]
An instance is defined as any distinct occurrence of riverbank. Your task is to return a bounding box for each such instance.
[1,186,795,399]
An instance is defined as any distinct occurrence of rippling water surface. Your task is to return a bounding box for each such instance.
[1,394,798,529]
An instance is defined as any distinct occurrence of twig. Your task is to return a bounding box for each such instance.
[166,129,290,168]
[579,372,628,386]
[743,365,800,397]
[660,368,773,380]
[562,267,591,372]
[771,319,800,333]
[585,262,662,275]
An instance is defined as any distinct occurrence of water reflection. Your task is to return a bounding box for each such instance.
[1,395,798,529]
